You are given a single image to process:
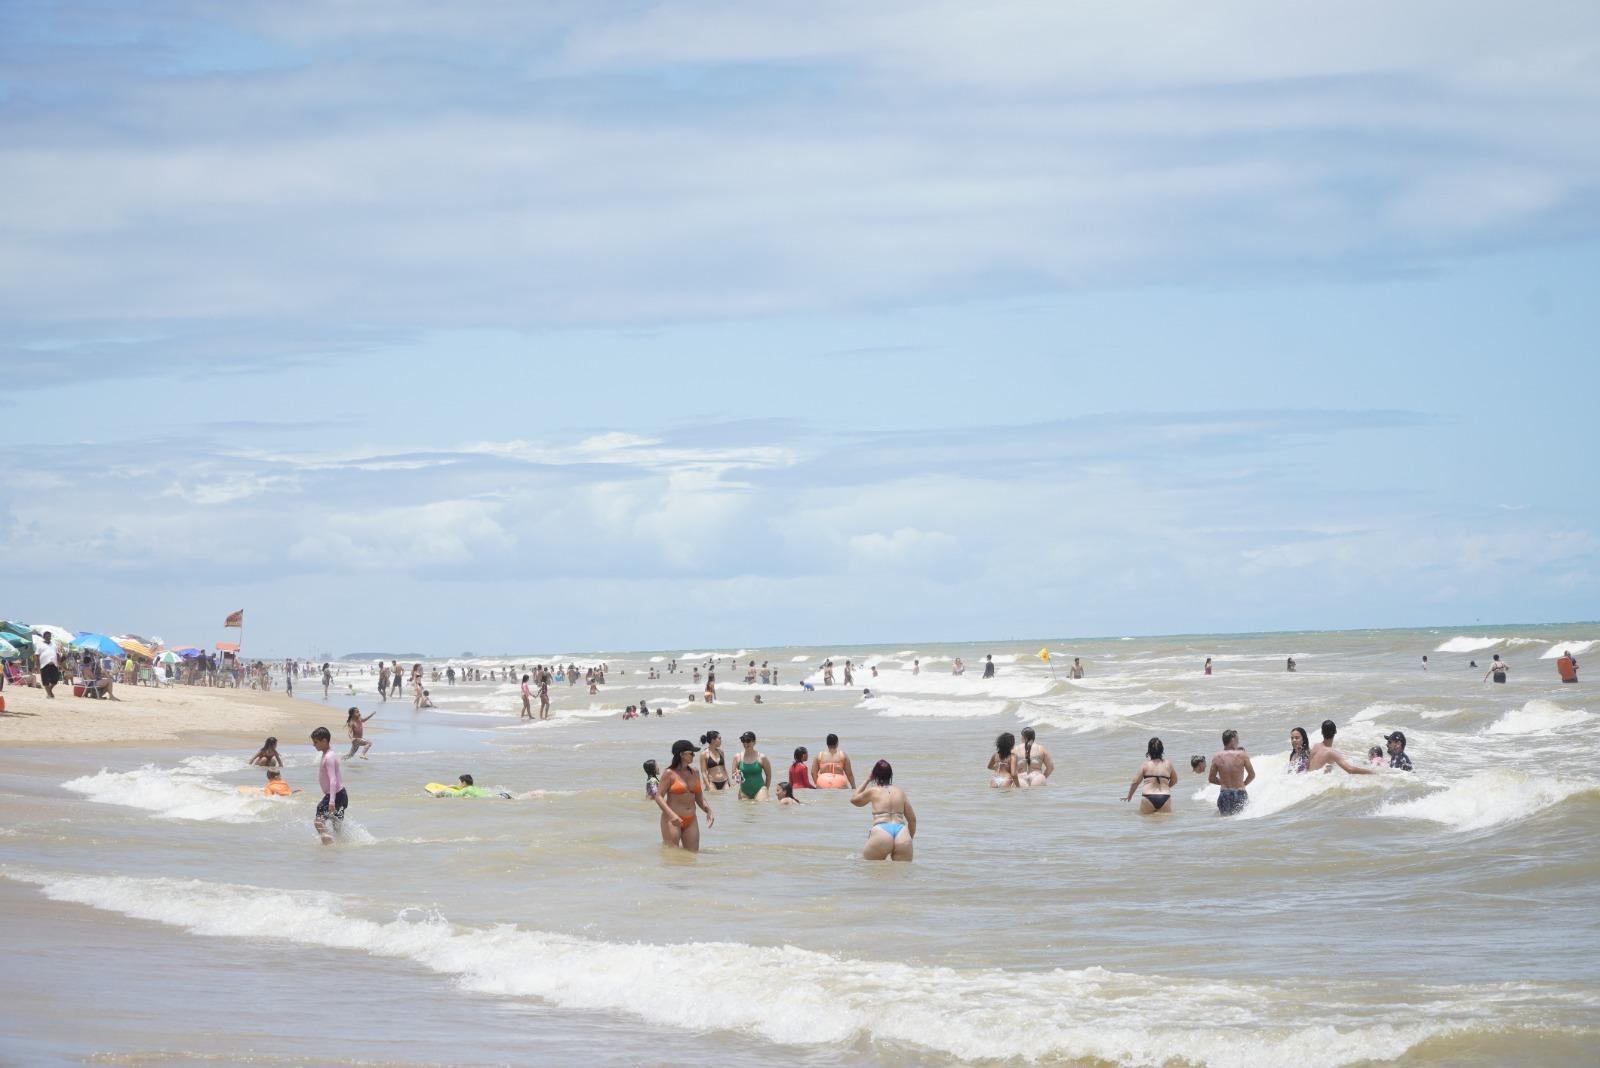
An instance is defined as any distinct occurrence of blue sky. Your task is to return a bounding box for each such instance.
[2,2,1596,655]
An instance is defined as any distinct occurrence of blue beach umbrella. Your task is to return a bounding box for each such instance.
[71,632,126,657]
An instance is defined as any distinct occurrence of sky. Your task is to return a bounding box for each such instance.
[2,1,1597,656]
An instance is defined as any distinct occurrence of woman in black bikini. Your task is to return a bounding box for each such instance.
[1123,737,1176,814]
[698,730,730,791]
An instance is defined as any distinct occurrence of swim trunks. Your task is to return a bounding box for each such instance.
[316,788,348,822]
[1217,788,1248,816]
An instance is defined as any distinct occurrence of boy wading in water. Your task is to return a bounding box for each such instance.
[311,726,347,845]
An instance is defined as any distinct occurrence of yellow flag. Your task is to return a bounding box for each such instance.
[1038,647,1050,662]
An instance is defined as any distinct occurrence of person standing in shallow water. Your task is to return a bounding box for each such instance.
[1208,730,1255,815]
[654,739,714,852]
[983,654,995,679]
[853,759,915,861]
[1123,737,1176,814]
[1203,657,1213,675]
[1484,654,1509,684]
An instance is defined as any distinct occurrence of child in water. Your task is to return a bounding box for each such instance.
[1190,755,1206,777]
[250,737,282,767]
[643,759,660,801]
[263,768,296,796]
[776,781,804,806]
[1367,745,1386,766]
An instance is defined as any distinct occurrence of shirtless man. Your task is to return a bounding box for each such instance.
[1207,729,1256,815]
[1306,719,1374,775]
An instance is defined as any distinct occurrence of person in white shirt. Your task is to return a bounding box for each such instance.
[37,632,61,697]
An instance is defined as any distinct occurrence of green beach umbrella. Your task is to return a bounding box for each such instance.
[0,636,19,659]
[158,651,181,664]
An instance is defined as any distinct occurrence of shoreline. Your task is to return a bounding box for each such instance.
[0,682,341,747]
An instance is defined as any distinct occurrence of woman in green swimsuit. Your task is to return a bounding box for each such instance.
[735,731,772,801]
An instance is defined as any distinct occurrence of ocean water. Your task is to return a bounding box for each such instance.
[2,625,1598,1067]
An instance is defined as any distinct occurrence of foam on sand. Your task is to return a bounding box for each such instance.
[1,868,1548,1068]
[1484,700,1593,736]
[1378,769,1600,832]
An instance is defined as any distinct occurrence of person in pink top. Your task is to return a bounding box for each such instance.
[311,727,347,845]
[520,673,532,719]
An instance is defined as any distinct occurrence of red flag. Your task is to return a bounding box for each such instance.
[223,610,244,628]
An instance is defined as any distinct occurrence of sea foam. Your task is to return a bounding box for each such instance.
[3,869,1516,1068]
[1377,769,1599,832]
[62,759,271,824]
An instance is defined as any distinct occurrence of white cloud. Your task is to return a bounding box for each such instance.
[847,527,957,570]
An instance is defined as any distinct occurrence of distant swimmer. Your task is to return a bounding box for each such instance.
[1286,727,1312,773]
[789,746,815,790]
[1208,730,1256,816]
[654,739,714,852]
[983,654,995,679]
[1421,655,1428,671]
[1123,737,1176,814]
[1385,731,1413,771]
[813,734,854,789]
[345,706,377,759]
[310,726,347,845]
[1286,657,1297,672]
[249,736,282,768]
[704,672,717,704]
[1203,657,1213,676]
[1483,654,1509,685]
[1306,720,1375,775]
[735,731,772,801]
[1017,726,1054,787]
[987,732,1020,789]
[1556,651,1579,684]
[852,759,915,861]
[698,730,730,792]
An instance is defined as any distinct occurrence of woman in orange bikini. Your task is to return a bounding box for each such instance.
[811,733,855,789]
[654,739,715,851]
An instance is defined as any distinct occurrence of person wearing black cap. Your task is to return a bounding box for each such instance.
[653,739,715,851]
[1385,732,1413,771]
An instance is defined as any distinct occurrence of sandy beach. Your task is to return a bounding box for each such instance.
[0,681,331,747]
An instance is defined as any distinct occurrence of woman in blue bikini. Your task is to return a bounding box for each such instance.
[852,759,916,861]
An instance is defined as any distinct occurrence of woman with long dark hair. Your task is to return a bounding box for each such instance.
[654,739,715,851]
[987,731,1020,789]
[851,759,915,861]
[1287,726,1312,774]
[1122,737,1176,814]
[1017,726,1054,787]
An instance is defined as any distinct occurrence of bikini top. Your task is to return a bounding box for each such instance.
[1143,768,1171,786]
[664,771,701,796]
[819,755,844,774]
[704,751,725,769]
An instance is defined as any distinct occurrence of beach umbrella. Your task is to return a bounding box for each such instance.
[70,632,126,657]
[158,651,181,664]
[176,647,202,659]
[0,621,32,643]
[115,637,155,660]
[30,623,74,641]
[0,637,19,659]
